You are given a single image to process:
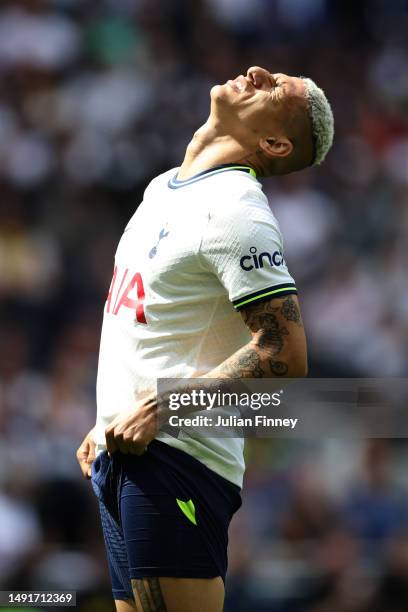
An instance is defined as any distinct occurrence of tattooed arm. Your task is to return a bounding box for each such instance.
[206,295,307,379]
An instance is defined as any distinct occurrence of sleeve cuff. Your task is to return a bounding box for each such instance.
[232,283,298,311]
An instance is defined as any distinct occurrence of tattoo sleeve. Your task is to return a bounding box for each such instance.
[207,295,305,379]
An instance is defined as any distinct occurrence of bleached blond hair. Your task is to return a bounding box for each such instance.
[301,77,334,165]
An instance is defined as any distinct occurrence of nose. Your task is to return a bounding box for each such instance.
[247,66,275,89]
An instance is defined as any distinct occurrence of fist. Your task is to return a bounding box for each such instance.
[76,429,96,479]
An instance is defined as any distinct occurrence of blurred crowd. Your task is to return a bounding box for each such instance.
[0,0,408,610]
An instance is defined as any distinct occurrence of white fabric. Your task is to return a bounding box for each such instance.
[94,166,296,487]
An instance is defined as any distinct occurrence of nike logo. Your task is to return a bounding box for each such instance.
[176,498,197,526]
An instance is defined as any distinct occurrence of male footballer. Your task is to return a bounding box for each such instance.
[77,66,334,612]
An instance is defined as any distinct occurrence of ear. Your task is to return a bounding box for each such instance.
[259,137,293,159]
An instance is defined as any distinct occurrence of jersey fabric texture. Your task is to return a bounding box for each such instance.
[91,442,242,598]
[94,164,297,488]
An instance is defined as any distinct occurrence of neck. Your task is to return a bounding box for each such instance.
[177,118,262,180]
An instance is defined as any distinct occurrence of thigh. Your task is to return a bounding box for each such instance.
[115,600,137,612]
[131,576,224,612]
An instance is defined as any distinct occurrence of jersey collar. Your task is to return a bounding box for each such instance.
[168,163,257,189]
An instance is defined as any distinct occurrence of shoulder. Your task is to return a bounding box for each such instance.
[143,167,180,197]
[208,174,280,233]
[212,172,266,207]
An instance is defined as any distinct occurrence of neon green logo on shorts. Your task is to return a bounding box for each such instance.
[176,498,197,526]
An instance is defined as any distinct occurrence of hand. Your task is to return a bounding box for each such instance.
[76,428,96,479]
[105,393,158,456]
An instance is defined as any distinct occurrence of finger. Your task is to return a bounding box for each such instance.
[87,443,96,463]
[131,447,147,456]
[79,459,90,479]
[129,447,142,456]
[116,438,130,454]
[129,441,148,456]
[77,451,89,463]
[110,426,129,454]
[105,428,118,455]
[76,442,89,461]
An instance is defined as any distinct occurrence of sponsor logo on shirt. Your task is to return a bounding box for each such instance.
[105,264,147,324]
[240,246,284,271]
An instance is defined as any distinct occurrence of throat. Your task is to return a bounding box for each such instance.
[177,118,253,180]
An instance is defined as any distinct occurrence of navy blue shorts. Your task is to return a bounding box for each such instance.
[91,440,242,600]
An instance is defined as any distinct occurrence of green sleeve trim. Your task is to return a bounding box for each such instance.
[234,286,297,309]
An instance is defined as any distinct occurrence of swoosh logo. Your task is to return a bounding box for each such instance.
[176,498,197,526]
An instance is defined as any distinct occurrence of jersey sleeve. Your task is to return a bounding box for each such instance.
[198,188,297,311]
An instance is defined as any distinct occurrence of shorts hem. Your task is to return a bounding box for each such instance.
[112,589,134,601]
[130,568,221,580]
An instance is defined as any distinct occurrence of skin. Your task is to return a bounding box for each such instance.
[115,601,137,612]
[76,66,310,611]
[177,65,314,180]
[76,426,95,479]
[103,578,224,612]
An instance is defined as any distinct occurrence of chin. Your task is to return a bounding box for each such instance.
[210,83,230,103]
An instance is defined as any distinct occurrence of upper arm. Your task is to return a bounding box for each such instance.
[240,294,308,377]
[199,186,306,375]
[199,188,298,314]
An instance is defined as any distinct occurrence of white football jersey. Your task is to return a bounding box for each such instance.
[94,164,297,487]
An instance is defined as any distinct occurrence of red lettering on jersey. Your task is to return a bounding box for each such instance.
[114,272,147,324]
[112,268,129,313]
[135,273,147,324]
[106,265,118,313]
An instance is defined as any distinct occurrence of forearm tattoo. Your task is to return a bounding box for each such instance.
[218,346,265,378]
[132,578,167,612]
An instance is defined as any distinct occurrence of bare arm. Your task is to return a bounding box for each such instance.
[206,294,307,379]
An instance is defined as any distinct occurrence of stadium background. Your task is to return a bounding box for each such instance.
[0,0,407,610]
